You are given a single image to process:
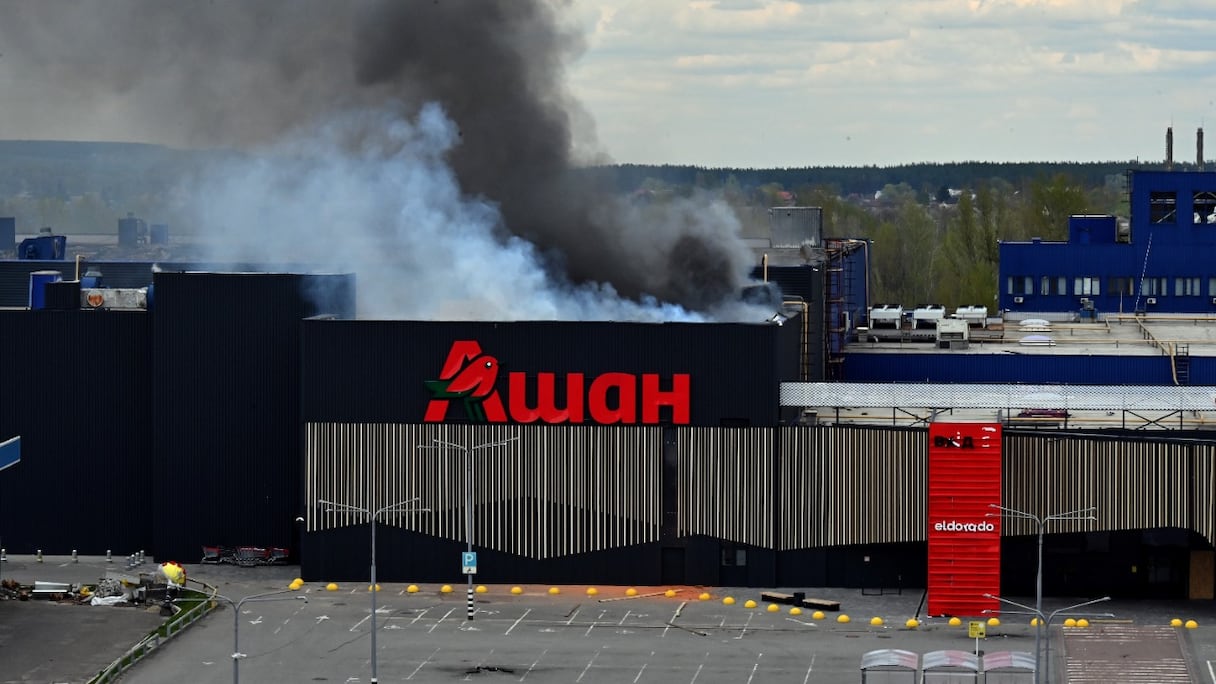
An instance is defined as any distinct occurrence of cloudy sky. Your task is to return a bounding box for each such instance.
[566,0,1216,167]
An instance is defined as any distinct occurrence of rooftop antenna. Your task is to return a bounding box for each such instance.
[1166,126,1173,170]
[1199,126,1206,171]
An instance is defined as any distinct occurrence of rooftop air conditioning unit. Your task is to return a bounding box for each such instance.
[1012,296,1024,304]
[1079,297,1091,306]
[1147,297,1157,305]
[1211,297,1216,305]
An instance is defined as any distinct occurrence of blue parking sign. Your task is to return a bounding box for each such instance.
[462,551,477,574]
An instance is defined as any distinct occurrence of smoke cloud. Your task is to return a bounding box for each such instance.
[0,1,765,321]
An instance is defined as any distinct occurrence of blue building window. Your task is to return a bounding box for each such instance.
[1074,277,1101,296]
[1176,277,1201,296]
[1142,277,1169,296]
[1008,276,1033,295]
[1109,277,1135,296]
[1041,276,1067,295]
[1194,191,1216,224]
[1151,191,1177,224]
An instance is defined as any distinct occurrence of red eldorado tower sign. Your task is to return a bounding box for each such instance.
[927,422,1002,616]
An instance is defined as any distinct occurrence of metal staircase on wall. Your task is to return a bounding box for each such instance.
[1174,343,1191,385]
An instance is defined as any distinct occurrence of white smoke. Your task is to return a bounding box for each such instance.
[187,103,767,322]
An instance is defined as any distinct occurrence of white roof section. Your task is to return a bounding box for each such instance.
[781,382,1216,412]
[860,649,919,671]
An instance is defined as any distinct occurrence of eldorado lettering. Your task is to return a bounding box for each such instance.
[424,340,690,425]
[933,520,996,532]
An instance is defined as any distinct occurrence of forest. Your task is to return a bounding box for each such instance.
[0,140,1180,308]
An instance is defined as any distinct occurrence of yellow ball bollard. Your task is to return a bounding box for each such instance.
[987,617,1000,627]
[870,616,884,626]
[368,584,381,592]
[744,599,757,609]
[905,618,919,629]
[625,587,638,597]
[837,614,851,624]
[790,607,803,616]
[698,592,711,601]
[664,589,677,598]
[1031,617,1041,626]
[1075,618,1089,628]
[812,610,826,620]
[586,587,598,596]
[510,586,523,595]
[326,583,339,591]
[1186,619,1199,629]
[1063,618,1077,627]
[407,584,419,594]
[1170,618,1183,627]
[475,585,488,594]
[289,579,303,591]
[723,596,736,606]
[767,603,780,613]
[440,585,453,594]
[548,587,560,595]
[948,617,962,627]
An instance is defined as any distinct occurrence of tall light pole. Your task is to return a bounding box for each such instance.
[432,437,516,622]
[319,496,428,684]
[987,504,1097,684]
[178,590,307,684]
[984,593,1112,684]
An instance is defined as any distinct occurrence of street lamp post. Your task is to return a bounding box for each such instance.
[185,590,307,684]
[432,437,516,622]
[984,594,1112,684]
[986,504,1097,684]
[319,497,428,684]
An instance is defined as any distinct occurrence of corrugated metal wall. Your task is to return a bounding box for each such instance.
[304,423,662,559]
[841,351,1179,385]
[0,309,152,555]
[151,272,353,562]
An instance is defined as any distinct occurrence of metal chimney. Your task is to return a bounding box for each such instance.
[1199,127,1205,171]
[1166,127,1174,170]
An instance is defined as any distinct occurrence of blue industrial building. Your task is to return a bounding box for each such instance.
[1000,169,1216,316]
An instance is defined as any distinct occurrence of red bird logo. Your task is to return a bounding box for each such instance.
[424,341,506,422]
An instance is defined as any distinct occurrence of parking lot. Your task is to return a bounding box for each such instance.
[4,556,1216,683]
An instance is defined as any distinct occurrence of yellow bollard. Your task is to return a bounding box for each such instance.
[837,614,851,624]
[870,617,884,626]
[326,583,339,591]
[586,587,598,596]
[1063,618,1077,627]
[1170,618,1183,627]
[744,599,757,609]
[625,587,638,597]
[440,585,453,594]
[1075,618,1089,628]
[475,585,488,594]
[948,617,962,627]
[368,584,381,592]
[664,589,676,598]
[767,603,780,613]
[987,617,1000,627]
[905,618,919,629]
[723,596,736,606]
[1186,619,1199,629]
[407,584,419,593]
[812,610,826,620]
[548,587,560,595]
[698,592,711,601]
[510,586,523,595]
[790,607,803,616]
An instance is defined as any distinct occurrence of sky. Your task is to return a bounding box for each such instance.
[563,0,1216,167]
[0,0,1213,168]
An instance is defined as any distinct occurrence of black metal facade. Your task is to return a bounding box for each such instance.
[300,319,803,427]
[149,272,354,561]
[0,309,153,556]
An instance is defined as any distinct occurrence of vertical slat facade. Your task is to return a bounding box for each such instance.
[676,427,774,547]
[305,423,661,559]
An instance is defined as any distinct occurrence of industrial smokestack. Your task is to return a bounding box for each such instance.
[1166,127,1174,170]
[1199,127,1205,171]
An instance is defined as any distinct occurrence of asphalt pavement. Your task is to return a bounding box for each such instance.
[3,554,1216,683]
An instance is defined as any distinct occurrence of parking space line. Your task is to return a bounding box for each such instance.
[1207,660,1215,684]
[802,654,816,684]
[518,647,547,681]
[566,606,581,625]
[409,607,431,625]
[735,611,755,639]
[406,646,441,681]
[619,609,632,626]
[428,607,456,634]
[350,613,370,632]
[662,603,684,638]
[584,620,597,638]
[746,656,761,684]
[689,651,708,684]
[506,608,531,636]
[633,652,653,683]
[577,647,602,683]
